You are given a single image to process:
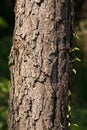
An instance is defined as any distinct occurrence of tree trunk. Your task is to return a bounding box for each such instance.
[8,0,73,130]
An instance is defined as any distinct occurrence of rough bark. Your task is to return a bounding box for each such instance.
[8,0,73,130]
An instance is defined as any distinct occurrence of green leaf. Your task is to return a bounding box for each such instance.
[72,69,77,74]
[75,57,81,62]
[74,47,80,51]
[73,33,80,40]
[68,90,71,96]
[73,124,78,127]
[67,114,70,119]
[68,122,71,127]
[72,57,81,62]
[71,47,80,52]
[68,105,71,111]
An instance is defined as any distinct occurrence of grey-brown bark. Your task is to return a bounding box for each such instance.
[8,0,73,130]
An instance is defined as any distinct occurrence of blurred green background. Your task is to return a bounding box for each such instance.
[0,0,87,130]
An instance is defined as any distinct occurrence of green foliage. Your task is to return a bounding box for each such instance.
[73,33,80,40]
[0,17,8,28]
[72,68,77,75]
[72,57,81,63]
[69,32,81,128]
[0,78,10,130]
[71,29,87,130]
[70,108,87,130]
[0,24,12,130]
[0,36,12,78]
[82,20,87,29]
[72,33,87,105]
[71,47,80,52]
[0,14,12,128]
[0,16,10,37]
[70,45,81,75]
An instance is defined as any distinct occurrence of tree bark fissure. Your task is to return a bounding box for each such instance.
[8,0,73,130]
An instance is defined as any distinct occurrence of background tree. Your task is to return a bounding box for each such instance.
[8,0,73,130]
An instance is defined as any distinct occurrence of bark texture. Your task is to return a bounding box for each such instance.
[8,0,73,130]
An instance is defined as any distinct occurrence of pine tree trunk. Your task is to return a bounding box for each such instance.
[8,0,73,130]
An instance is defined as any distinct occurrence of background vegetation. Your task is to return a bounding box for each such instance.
[0,0,87,130]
